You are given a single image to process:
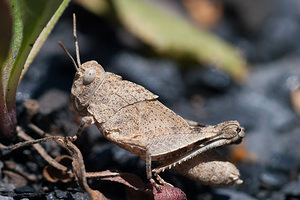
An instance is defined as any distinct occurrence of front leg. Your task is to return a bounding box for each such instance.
[72,116,95,141]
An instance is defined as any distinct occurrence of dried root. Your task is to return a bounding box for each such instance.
[0,125,153,200]
[0,126,106,199]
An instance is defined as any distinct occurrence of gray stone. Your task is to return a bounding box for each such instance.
[0,195,13,200]
[38,89,69,115]
[215,188,257,200]
[110,52,184,102]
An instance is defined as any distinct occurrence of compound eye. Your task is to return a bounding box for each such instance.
[83,68,96,85]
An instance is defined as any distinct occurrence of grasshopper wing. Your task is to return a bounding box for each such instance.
[87,73,158,123]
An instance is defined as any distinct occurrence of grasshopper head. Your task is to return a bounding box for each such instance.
[216,120,245,144]
[59,14,107,115]
[71,61,106,115]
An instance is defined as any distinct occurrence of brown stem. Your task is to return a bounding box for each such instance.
[17,127,71,174]
[0,134,61,151]
[28,123,51,137]
[56,137,106,200]
[86,171,121,179]
[0,106,16,142]
[0,81,16,142]
[0,126,106,199]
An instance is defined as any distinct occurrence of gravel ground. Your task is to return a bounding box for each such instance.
[2,1,300,199]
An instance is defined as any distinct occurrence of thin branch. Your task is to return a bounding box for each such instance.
[17,127,71,174]
[0,135,61,151]
[0,125,106,199]
[57,136,106,199]
[27,123,49,136]
[86,171,121,179]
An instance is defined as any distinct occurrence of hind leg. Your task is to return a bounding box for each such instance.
[153,172,173,187]
[146,150,163,190]
[146,151,174,190]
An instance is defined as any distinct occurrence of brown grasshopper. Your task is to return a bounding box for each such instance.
[59,14,245,187]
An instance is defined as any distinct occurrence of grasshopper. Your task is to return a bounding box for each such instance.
[60,14,245,187]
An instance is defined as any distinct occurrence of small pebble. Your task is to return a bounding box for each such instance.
[269,191,285,200]
[24,99,39,117]
[0,195,13,200]
[214,188,256,200]
[38,89,69,115]
[283,180,300,196]
[71,192,90,200]
[46,192,57,200]
[259,170,288,189]
[14,186,34,194]
[268,153,296,172]
[0,182,15,192]
[54,189,68,199]
[26,162,38,173]
[235,163,262,195]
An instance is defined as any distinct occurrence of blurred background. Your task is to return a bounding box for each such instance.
[16,0,300,199]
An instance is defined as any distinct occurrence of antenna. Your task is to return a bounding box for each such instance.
[58,41,79,71]
[73,13,81,68]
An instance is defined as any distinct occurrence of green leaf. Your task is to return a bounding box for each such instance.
[21,0,71,80]
[2,0,22,96]
[0,0,15,140]
[0,0,70,141]
[0,0,13,67]
[111,0,248,82]
[75,0,110,17]
[6,0,70,109]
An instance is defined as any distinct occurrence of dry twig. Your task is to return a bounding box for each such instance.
[0,126,106,200]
